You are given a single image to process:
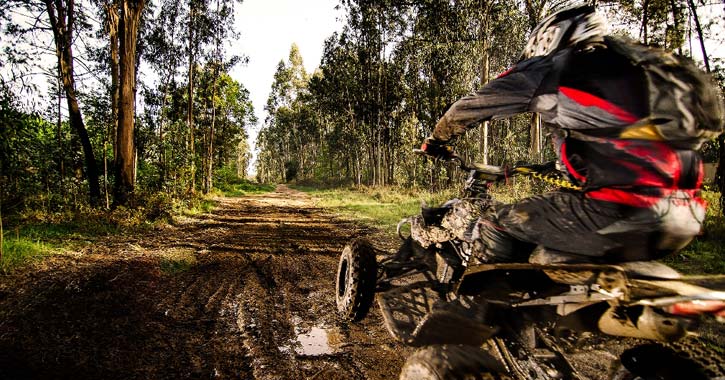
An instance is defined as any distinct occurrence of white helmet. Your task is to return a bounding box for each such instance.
[520,5,608,60]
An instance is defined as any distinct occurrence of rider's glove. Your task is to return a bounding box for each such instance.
[420,138,454,160]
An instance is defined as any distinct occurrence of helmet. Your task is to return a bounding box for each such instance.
[520,5,607,60]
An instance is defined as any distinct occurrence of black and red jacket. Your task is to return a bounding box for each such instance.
[432,40,706,208]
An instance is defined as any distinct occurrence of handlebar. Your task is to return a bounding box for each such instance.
[413,148,546,182]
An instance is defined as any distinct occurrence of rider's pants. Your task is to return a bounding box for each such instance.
[470,191,703,263]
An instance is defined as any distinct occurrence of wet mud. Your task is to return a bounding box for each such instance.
[0,186,409,379]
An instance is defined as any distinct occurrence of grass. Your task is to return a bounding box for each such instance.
[18,219,120,243]
[293,178,549,233]
[0,211,132,273]
[159,248,197,275]
[1,236,49,273]
[216,181,275,197]
[178,199,218,216]
[293,185,458,233]
[0,186,243,274]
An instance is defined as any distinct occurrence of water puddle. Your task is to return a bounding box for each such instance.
[291,319,342,356]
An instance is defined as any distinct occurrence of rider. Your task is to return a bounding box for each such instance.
[421,5,724,264]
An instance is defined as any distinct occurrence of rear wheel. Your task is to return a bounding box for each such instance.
[335,238,377,321]
[399,345,506,380]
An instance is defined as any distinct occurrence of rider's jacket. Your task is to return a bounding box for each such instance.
[432,41,718,208]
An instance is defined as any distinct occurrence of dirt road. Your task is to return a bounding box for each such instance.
[0,186,411,379]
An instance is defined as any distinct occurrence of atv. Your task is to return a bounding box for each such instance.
[334,154,725,380]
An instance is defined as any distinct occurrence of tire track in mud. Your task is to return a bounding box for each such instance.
[0,185,409,379]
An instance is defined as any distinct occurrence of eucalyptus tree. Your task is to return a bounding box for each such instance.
[195,66,255,189]
[13,0,104,206]
[389,0,530,187]
[0,85,60,210]
[112,0,147,205]
[144,0,187,187]
[200,0,244,193]
[257,45,311,182]
[185,0,214,193]
[254,0,723,197]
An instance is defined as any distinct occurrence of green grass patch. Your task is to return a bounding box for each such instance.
[159,248,197,275]
[213,167,274,197]
[19,219,119,244]
[215,180,275,197]
[178,199,217,216]
[1,236,49,273]
[293,185,457,233]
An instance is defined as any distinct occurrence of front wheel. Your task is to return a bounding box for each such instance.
[399,345,506,380]
[335,238,377,321]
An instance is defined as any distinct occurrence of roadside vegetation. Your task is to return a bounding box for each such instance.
[294,185,456,231]
[0,178,273,274]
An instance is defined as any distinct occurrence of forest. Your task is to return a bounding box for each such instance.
[1,0,256,215]
[256,0,725,195]
[1,0,723,215]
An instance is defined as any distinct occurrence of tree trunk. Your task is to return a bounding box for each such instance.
[716,135,725,213]
[105,2,119,209]
[56,76,65,200]
[107,3,120,162]
[669,0,683,54]
[114,0,146,205]
[479,1,491,165]
[205,76,217,194]
[187,2,196,194]
[686,0,711,72]
[45,0,101,207]
[641,0,650,44]
[530,113,542,161]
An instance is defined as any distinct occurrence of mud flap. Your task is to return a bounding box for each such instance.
[377,282,495,346]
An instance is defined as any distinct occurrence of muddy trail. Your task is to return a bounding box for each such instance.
[1,186,721,380]
[0,186,410,380]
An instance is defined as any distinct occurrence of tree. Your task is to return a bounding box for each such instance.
[113,0,146,205]
[44,0,102,206]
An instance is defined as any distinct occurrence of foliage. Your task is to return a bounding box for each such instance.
[256,0,724,196]
[0,0,255,214]
[0,236,49,274]
[0,84,79,213]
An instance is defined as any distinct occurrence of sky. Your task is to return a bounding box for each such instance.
[229,0,345,167]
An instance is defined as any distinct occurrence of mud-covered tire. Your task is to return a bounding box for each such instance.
[336,238,377,321]
[610,343,714,380]
[399,345,505,380]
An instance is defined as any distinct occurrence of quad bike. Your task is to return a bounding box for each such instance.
[334,153,725,380]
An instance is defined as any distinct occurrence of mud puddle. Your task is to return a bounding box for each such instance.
[291,316,344,356]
